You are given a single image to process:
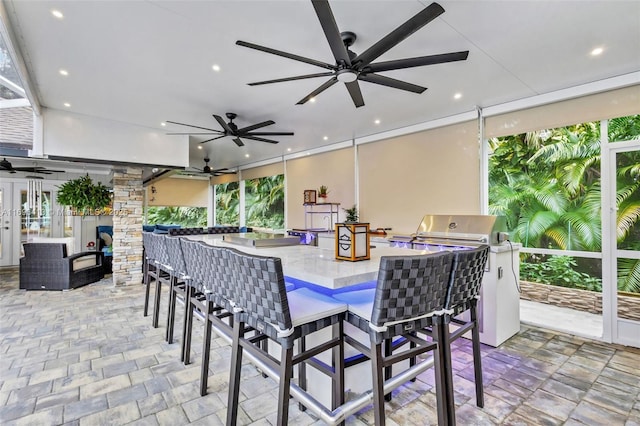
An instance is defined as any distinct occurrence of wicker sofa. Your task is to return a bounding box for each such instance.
[19,243,105,290]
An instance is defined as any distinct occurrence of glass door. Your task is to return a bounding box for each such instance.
[610,146,640,347]
[0,182,12,266]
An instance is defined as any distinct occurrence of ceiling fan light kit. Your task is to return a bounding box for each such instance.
[237,1,469,108]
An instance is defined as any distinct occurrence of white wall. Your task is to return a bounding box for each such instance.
[42,108,189,167]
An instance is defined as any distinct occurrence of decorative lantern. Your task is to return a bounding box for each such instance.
[335,222,370,262]
[303,190,317,204]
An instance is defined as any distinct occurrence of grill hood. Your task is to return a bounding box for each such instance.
[414,214,507,245]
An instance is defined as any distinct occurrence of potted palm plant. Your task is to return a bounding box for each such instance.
[343,205,359,223]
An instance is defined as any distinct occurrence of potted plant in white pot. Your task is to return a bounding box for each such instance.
[317,185,329,203]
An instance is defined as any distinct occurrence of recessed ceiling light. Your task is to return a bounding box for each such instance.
[310,98,316,103]
[374,119,380,125]
[197,146,202,150]
[63,102,71,107]
[59,69,69,76]
[245,154,250,158]
[306,152,310,156]
[160,122,166,126]
[454,92,462,100]
[323,136,328,141]
[51,10,64,19]
[287,148,292,152]
[590,47,604,56]
[212,64,221,72]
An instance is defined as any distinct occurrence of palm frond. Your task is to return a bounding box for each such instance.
[617,201,640,241]
[618,258,640,293]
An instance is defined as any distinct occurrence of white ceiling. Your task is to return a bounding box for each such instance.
[3,0,640,173]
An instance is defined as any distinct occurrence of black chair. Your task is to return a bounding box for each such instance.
[141,231,158,317]
[20,243,104,290]
[439,245,490,417]
[146,233,173,330]
[168,227,204,236]
[226,249,347,426]
[179,239,231,367]
[333,252,454,426]
[163,236,189,345]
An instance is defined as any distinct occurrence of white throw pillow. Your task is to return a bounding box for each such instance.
[100,232,113,247]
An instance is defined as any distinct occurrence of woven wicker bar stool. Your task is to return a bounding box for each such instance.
[148,233,173,331]
[163,235,189,345]
[142,231,158,317]
[439,245,490,416]
[332,251,454,426]
[226,249,347,426]
[180,238,216,367]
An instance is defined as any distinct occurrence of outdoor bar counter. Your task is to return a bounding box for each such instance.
[186,233,430,290]
[185,233,434,414]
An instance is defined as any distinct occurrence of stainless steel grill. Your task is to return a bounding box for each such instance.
[389,214,520,347]
[389,214,508,249]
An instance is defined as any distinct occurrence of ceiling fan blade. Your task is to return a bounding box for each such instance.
[213,115,234,134]
[354,2,445,67]
[241,135,280,144]
[233,138,245,147]
[213,170,238,176]
[200,135,228,144]
[345,80,365,108]
[236,40,334,70]
[359,73,426,94]
[296,77,338,105]
[248,72,335,86]
[166,132,222,135]
[367,51,469,73]
[247,132,295,136]
[166,120,221,133]
[237,120,275,133]
[311,0,351,65]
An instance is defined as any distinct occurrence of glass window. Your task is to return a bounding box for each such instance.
[489,122,601,252]
[215,181,239,226]
[146,206,207,227]
[244,174,284,231]
[608,114,640,143]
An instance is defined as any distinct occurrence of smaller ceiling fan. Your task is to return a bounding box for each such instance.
[185,158,237,177]
[1,158,64,174]
[166,112,294,146]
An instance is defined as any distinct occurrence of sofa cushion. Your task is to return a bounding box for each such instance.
[73,255,97,270]
[143,225,156,232]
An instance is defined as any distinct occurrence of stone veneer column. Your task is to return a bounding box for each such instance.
[112,167,143,286]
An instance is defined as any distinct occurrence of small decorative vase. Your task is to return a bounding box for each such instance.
[318,196,327,203]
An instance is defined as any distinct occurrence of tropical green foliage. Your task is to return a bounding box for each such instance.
[57,175,111,213]
[489,115,640,293]
[215,181,239,225]
[520,255,602,292]
[146,206,207,227]
[245,175,284,229]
